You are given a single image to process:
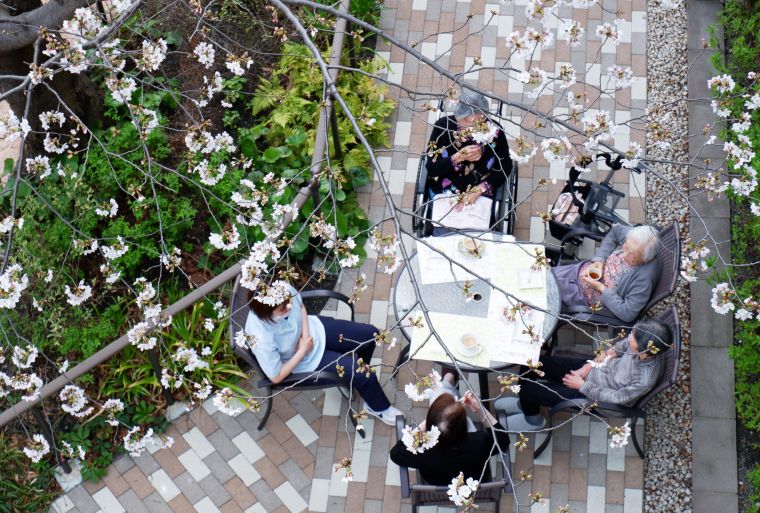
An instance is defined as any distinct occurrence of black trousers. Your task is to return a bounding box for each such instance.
[519,355,588,416]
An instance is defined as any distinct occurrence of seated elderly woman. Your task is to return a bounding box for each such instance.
[425,90,513,234]
[390,371,510,485]
[552,224,661,323]
[496,318,672,431]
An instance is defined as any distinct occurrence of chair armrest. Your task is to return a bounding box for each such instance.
[416,157,429,195]
[549,398,644,419]
[496,412,513,494]
[300,289,354,321]
[561,306,631,328]
[395,415,411,499]
[258,370,343,389]
[559,227,604,246]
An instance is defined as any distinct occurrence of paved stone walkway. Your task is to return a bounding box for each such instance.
[53,0,653,511]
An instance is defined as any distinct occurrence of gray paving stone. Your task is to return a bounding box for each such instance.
[568,501,586,513]
[278,459,312,491]
[289,392,323,425]
[370,435,391,467]
[550,483,569,508]
[249,480,282,511]
[66,486,99,513]
[569,435,589,468]
[143,492,173,513]
[687,0,723,48]
[606,505,623,513]
[587,453,607,486]
[692,417,738,493]
[687,48,722,98]
[690,280,733,348]
[688,102,720,144]
[690,215,731,263]
[207,429,241,461]
[132,451,160,476]
[688,189,730,219]
[364,499,384,513]
[213,410,244,438]
[693,490,739,513]
[174,471,206,504]
[116,490,150,513]
[198,474,232,506]
[552,422,572,452]
[315,445,336,479]
[631,34,646,55]
[203,452,236,484]
[112,455,135,474]
[691,347,736,419]
[326,496,346,513]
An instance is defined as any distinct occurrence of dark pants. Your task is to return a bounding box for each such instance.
[519,355,588,416]
[316,316,390,412]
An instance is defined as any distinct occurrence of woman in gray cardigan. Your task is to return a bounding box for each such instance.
[496,318,672,431]
[552,224,661,323]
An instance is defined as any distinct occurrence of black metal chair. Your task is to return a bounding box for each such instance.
[412,101,518,237]
[548,220,681,357]
[536,305,681,459]
[395,413,513,513]
[228,276,364,436]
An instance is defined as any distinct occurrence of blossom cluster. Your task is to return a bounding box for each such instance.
[369,227,402,274]
[447,472,479,509]
[401,424,441,454]
[404,370,442,401]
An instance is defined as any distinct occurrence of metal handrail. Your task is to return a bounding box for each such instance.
[0,0,352,436]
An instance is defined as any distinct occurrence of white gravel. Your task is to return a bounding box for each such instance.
[643,0,693,512]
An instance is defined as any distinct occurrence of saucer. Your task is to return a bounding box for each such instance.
[455,334,484,356]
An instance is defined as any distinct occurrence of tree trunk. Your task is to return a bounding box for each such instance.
[0,0,103,156]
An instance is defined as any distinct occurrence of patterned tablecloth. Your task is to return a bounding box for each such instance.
[394,234,560,368]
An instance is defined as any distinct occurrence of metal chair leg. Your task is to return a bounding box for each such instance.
[631,417,645,458]
[257,388,274,430]
[395,343,410,372]
[533,414,555,458]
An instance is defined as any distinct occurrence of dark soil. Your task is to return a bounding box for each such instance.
[738,423,760,512]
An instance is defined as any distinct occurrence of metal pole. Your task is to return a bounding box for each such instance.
[148,348,175,406]
[31,406,71,474]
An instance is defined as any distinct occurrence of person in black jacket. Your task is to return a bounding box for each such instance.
[389,372,510,485]
[425,90,513,234]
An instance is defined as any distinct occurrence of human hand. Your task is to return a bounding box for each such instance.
[562,373,585,390]
[298,335,314,355]
[572,364,592,379]
[462,391,481,413]
[462,145,482,162]
[580,274,605,292]
[453,188,483,211]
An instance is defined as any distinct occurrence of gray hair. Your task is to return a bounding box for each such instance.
[454,90,489,120]
[632,318,672,356]
[626,225,659,262]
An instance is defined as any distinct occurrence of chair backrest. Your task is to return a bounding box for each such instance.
[632,305,681,410]
[228,275,268,376]
[644,221,680,312]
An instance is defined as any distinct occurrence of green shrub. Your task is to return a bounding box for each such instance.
[0,435,55,513]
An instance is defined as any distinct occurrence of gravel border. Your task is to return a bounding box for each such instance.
[643,0,693,511]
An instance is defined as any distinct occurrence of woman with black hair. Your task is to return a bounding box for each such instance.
[389,371,510,485]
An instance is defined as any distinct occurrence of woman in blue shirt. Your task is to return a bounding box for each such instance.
[245,282,401,425]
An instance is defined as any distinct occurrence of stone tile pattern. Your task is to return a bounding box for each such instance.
[55,0,648,512]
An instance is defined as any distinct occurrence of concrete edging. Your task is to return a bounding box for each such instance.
[687,1,739,511]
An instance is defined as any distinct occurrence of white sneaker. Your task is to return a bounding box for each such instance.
[365,404,403,426]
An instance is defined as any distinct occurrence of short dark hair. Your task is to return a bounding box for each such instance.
[426,394,467,448]
[247,288,290,323]
[632,318,672,356]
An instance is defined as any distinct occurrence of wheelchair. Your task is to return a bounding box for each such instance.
[411,100,518,238]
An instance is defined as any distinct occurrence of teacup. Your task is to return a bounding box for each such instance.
[458,333,482,355]
[587,269,601,281]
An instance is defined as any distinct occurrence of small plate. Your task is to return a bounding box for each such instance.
[457,238,486,258]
